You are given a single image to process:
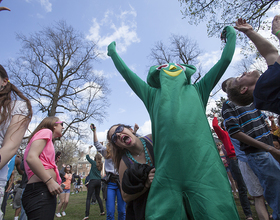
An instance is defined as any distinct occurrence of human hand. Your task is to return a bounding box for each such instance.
[89,145,93,149]
[0,7,10,11]
[234,18,253,34]
[269,115,275,121]
[90,124,96,132]
[46,178,63,195]
[272,15,280,36]
[145,168,155,188]
[214,113,218,118]
[134,123,139,134]
[268,146,280,163]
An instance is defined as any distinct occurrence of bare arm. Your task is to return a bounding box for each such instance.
[0,115,30,170]
[26,139,62,195]
[232,131,280,162]
[235,18,279,66]
[119,160,155,203]
[6,171,14,192]
[0,6,10,11]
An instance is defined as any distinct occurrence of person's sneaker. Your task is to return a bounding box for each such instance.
[56,213,62,218]
[62,211,66,216]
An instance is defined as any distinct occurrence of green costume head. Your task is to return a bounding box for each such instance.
[147,63,196,88]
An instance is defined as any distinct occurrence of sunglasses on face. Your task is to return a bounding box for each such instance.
[55,121,64,127]
[111,125,124,143]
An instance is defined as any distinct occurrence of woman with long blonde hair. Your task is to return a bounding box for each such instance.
[83,148,105,220]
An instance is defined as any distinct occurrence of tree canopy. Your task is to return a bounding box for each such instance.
[178,0,279,37]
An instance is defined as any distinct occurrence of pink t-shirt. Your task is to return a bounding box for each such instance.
[24,128,62,184]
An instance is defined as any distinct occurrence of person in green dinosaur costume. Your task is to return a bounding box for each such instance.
[107,26,239,219]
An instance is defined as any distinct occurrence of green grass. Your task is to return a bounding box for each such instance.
[3,192,273,220]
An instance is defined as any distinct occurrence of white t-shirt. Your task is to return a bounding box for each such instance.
[0,100,29,187]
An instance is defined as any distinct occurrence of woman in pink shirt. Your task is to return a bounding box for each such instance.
[22,116,64,220]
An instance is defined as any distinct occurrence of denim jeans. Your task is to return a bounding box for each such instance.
[106,182,126,220]
[22,182,56,220]
[85,179,104,216]
[229,158,252,217]
[247,152,280,220]
[19,188,27,220]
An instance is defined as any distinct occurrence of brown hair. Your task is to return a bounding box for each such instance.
[64,164,72,174]
[28,116,59,142]
[223,78,253,106]
[94,153,103,171]
[0,65,32,130]
[105,142,112,159]
[106,124,133,171]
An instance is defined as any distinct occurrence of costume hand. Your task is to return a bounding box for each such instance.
[234,18,253,34]
[0,6,10,11]
[107,41,116,57]
[272,15,280,36]
[145,168,155,188]
[46,178,63,195]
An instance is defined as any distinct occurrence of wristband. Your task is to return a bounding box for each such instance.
[44,177,52,184]
[275,30,280,37]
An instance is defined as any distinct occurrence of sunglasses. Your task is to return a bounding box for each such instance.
[111,125,124,143]
[55,121,64,127]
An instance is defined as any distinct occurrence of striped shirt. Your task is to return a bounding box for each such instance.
[222,100,273,154]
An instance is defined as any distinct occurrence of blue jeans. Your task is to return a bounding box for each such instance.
[19,188,27,220]
[229,158,252,217]
[247,152,280,220]
[106,182,126,220]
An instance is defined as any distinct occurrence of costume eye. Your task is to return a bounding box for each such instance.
[176,64,186,71]
[156,64,169,70]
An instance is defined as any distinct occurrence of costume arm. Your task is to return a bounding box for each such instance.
[107,42,152,108]
[196,26,236,108]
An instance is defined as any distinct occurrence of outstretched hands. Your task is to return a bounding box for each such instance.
[234,18,253,34]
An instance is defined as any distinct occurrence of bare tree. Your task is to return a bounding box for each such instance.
[8,20,110,136]
[149,34,203,83]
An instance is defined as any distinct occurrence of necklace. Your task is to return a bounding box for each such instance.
[126,138,153,166]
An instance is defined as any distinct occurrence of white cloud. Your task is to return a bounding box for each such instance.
[197,50,220,69]
[87,6,140,59]
[25,0,52,12]
[39,0,52,12]
[138,120,151,136]
[118,108,126,113]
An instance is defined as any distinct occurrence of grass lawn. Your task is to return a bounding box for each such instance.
[3,192,273,220]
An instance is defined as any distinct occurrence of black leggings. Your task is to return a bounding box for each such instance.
[85,179,104,216]
[22,182,56,220]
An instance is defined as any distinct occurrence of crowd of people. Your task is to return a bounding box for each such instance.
[1,10,280,220]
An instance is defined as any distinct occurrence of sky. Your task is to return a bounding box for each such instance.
[1,0,280,152]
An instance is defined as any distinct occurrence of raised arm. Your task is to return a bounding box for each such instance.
[235,18,279,66]
[196,26,236,108]
[90,124,106,156]
[107,42,152,107]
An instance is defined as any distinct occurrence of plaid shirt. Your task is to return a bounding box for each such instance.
[222,100,273,154]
